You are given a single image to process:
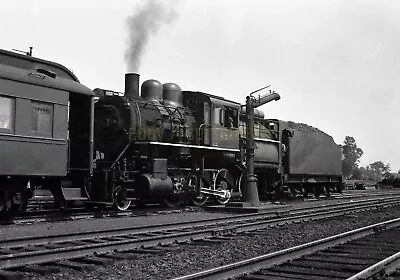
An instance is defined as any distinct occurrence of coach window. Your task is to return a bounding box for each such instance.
[0,96,14,132]
[32,101,53,136]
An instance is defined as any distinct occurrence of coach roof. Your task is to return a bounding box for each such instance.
[0,49,93,96]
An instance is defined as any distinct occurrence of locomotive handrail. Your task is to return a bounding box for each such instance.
[107,144,131,171]
[135,141,240,152]
[198,123,211,144]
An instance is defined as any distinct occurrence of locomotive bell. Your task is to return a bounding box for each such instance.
[141,79,163,101]
[163,83,182,107]
[124,73,140,98]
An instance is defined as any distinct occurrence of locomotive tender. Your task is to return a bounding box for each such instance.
[0,49,342,213]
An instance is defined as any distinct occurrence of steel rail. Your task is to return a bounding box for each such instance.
[1,197,400,249]
[0,196,400,248]
[3,204,177,225]
[346,251,400,280]
[0,199,399,269]
[6,191,399,225]
[171,218,400,280]
[3,191,398,226]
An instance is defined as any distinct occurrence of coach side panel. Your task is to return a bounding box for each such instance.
[0,78,69,176]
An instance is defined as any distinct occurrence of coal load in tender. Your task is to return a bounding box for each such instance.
[281,120,342,176]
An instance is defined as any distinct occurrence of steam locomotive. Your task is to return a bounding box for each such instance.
[0,49,342,214]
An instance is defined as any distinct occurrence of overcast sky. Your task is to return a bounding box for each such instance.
[1,0,399,171]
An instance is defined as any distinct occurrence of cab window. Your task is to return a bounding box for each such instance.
[224,107,238,128]
[213,107,224,125]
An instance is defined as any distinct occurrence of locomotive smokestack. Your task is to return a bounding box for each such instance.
[125,73,140,98]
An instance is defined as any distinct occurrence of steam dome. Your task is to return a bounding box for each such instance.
[162,83,182,106]
[141,79,163,101]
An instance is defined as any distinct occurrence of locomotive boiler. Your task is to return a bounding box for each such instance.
[94,74,197,155]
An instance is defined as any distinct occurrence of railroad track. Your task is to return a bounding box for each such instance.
[0,204,198,226]
[3,190,400,226]
[1,196,400,279]
[306,189,400,201]
[173,218,400,280]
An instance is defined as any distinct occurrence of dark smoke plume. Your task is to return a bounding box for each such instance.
[125,0,178,72]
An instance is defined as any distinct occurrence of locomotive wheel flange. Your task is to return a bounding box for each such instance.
[113,186,132,211]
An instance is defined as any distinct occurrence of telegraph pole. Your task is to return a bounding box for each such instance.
[244,88,280,206]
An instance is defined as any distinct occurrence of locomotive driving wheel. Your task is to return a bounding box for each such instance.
[214,168,233,205]
[163,176,184,208]
[163,196,183,208]
[113,186,131,211]
[191,175,209,206]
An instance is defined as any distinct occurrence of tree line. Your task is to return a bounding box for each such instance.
[341,136,395,181]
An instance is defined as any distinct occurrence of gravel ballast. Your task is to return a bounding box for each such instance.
[21,204,400,280]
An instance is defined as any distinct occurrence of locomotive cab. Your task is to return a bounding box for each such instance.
[182,91,240,150]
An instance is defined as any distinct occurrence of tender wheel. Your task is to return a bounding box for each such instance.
[287,187,297,199]
[0,199,5,213]
[113,186,132,211]
[11,191,29,213]
[191,176,209,206]
[325,187,331,198]
[314,186,323,198]
[214,169,234,205]
[0,190,12,213]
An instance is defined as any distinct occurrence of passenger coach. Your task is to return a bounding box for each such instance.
[0,49,94,212]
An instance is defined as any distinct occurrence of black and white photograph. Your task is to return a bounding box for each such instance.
[1,0,400,279]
